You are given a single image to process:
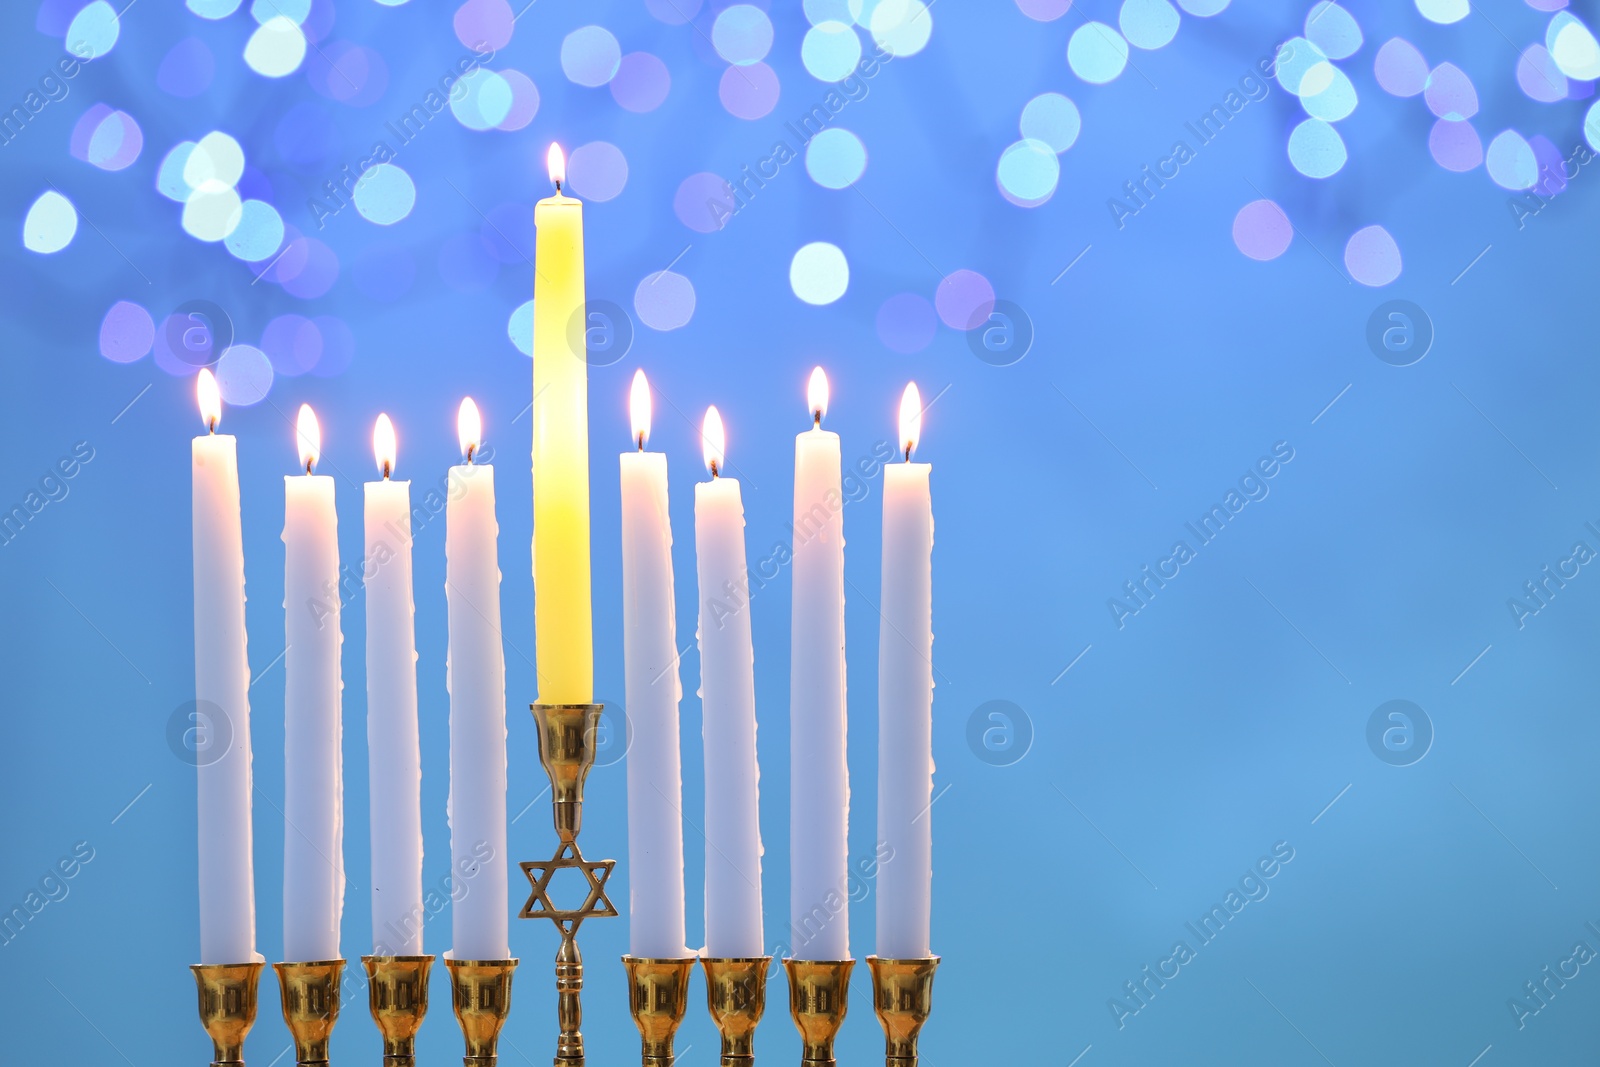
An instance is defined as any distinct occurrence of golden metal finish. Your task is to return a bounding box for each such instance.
[531,702,602,844]
[519,702,618,1066]
[273,959,345,1066]
[192,961,264,1066]
[865,957,939,1067]
[362,954,433,1067]
[784,959,854,1067]
[622,957,696,1066]
[445,957,518,1067]
[701,957,771,1066]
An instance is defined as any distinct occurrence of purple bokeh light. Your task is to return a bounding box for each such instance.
[1231,199,1294,261]
[98,301,155,363]
[876,293,938,353]
[934,270,996,330]
[674,172,737,233]
[718,61,780,120]
[611,52,671,113]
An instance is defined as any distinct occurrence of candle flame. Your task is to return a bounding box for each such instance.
[630,369,651,450]
[373,413,397,478]
[197,367,221,432]
[898,382,922,461]
[296,404,321,473]
[547,143,566,191]
[458,396,482,463]
[808,366,829,426]
[702,405,725,477]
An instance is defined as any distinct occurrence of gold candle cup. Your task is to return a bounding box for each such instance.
[865,956,939,1067]
[533,702,603,846]
[701,956,771,1066]
[273,959,346,1066]
[362,954,434,1067]
[193,961,264,1066]
[784,958,854,1067]
[622,956,696,1066]
[445,957,518,1067]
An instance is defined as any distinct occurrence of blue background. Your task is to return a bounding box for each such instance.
[2,0,1598,1063]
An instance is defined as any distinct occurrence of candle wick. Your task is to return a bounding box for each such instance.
[904,443,912,462]
[553,178,561,194]
[636,432,645,452]
[207,418,217,434]
[382,461,391,480]
[709,459,719,479]
[813,409,822,428]
[466,444,476,465]
[305,459,314,475]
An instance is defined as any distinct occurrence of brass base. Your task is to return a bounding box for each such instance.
[274,959,346,1066]
[623,957,696,1066]
[445,957,518,1067]
[701,957,771,1066]
[866,957,939,1067]
[363,955,434,1067]
[784,959,854,1067]
[192,961,264,1066]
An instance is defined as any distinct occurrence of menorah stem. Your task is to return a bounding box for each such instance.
[555,933,585,1064]
[521,703,618,1067]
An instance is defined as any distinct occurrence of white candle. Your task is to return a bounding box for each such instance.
[694,407,765,959]
[282,403,345,964]
[191,369,258,966]
[620,372,688,959]
[445,398,510,960]
[365,414,424,957]
[789,368,850,961]
[876,384,934,960]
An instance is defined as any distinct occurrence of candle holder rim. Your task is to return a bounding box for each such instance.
[272,957,347,968]
[361,953,435,964]
[528,701,604,710]
[622,954,700,964]
[442,955,520,965]
[865,954,941,964]
[191,959,267,971]
[698,955,774,963]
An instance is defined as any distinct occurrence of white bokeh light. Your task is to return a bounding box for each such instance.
[1068,22,1130,83]
[790,242,850,305]
[23,191,78,254]
[183,180,244,242]
[244,16,307,77]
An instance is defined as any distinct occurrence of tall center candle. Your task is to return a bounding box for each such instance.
[191,369,258,965]
[532,143,593,705]
[619,371,688,959]
[282,404,345,964]
[789,368,850,960]
[876,384,935,961]
[445,399,510,961]
[364,414,424,956]
[694,408,765,958]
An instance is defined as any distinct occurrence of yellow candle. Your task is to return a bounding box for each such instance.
[532,143,593,704]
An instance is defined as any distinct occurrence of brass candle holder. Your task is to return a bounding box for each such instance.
[273,959,346,1066]
[519,702,618,1066]
[622,956,696,1066]
[784,959,853,1067]
[362,954,434,1067]
[702,956,772,1066]
[445,957,519,1066]
[192,961,264,1066]
[866,957,939,1067]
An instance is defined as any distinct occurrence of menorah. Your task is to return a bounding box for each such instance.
[190,697,936,1066]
